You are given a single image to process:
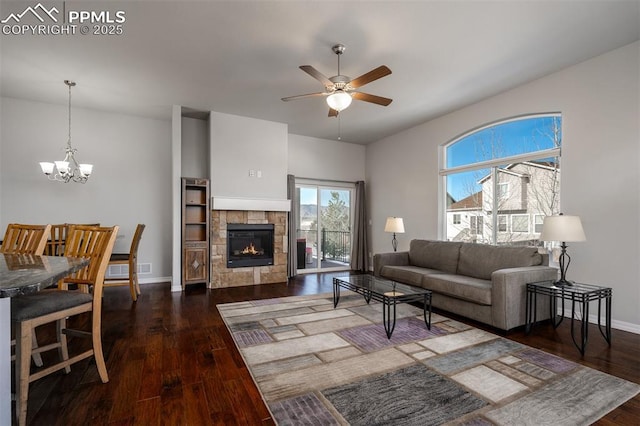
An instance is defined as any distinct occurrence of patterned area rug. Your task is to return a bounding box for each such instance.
[218,292,639,425]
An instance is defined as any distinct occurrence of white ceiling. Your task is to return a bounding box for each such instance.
[1,1,638,144]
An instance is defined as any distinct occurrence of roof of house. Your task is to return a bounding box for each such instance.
[449,191,482,210]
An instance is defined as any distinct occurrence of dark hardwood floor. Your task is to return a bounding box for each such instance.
[17,272,640,425]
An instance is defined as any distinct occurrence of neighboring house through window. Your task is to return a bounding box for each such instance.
[497,183,509,200]
[511,214,529,233]
[498,215,508,232]
[534,214,545,233]
[442,114,562,246]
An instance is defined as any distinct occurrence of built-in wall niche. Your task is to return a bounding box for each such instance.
[181,107,210,179]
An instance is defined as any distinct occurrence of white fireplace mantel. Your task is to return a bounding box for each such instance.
[212,196,291,212]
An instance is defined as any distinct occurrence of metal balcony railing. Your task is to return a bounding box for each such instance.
[296,228,351,264]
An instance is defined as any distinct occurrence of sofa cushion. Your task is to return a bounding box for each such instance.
[409,240,462,274]
[422,273,492,305]
[380,265,444,288]
[457,243,543,280]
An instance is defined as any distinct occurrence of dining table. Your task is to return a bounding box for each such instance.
[0,253,89,426]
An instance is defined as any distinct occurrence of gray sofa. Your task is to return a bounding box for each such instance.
[373,239,557,331]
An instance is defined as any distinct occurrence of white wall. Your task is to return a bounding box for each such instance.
[0,97,173,281]
[210,111,288,200]
[367,41,640,329]
[288,134,366,182]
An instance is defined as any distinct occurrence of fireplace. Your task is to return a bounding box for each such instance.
[227,223,274,268]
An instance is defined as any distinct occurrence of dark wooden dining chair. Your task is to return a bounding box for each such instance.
[104,224,145,301]
[0,223,51,255]
[11,225,118,426]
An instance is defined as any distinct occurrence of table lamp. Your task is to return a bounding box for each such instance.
[539,214,586,286]
[384,217,405,252]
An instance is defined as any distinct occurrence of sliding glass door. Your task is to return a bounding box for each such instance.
[296,181,353,272]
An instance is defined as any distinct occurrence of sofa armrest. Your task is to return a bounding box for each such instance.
[373,251,409,277]
[491,266,558,330]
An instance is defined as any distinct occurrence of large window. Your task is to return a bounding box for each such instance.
[442,114,561,246]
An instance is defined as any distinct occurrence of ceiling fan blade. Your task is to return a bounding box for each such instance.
[281,92,328,102]
[328,108,338,117]
[349,65,392,89]
[300,65,333,87]
[352,91,393,106]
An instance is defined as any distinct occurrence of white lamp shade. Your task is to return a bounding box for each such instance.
[40,162,55,174]
[79,163,93,176]
[54,161,70,174]
[326,91,352,112]
[539,215,586,242]
[384,217,405,233]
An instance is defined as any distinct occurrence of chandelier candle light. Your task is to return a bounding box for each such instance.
[39,80,93,183]
[384,217,405,252]
[539,214,586,286]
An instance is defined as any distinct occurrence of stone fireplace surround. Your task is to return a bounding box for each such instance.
[210,210,287,288]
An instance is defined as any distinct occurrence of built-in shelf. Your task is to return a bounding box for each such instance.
[181,178,210,288]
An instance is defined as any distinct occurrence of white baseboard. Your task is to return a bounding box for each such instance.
[139,276,171,285]
[560,307,640,335]
[140,277,182,293]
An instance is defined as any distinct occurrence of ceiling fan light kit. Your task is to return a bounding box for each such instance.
[326,91,352,112]
[282,43,392,116]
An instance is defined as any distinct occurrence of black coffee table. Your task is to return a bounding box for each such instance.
[333,275,432,339]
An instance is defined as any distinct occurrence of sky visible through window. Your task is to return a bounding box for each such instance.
[446,116,561,202]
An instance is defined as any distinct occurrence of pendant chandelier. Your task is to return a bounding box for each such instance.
[39,80,93,183]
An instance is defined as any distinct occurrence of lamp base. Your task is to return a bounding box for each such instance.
[553,278,574,287]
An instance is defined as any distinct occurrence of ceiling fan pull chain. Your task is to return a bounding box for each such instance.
[338,115,342,141]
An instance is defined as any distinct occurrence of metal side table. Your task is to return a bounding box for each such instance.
[525,280,612,355]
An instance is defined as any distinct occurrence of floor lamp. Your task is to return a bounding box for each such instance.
[539,214,586,286]
[384,217,405,252]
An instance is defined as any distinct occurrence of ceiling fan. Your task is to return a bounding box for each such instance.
[282,44,392,117]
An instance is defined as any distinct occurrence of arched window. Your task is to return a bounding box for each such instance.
[440,114,561,245]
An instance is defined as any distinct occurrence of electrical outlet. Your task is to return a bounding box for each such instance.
[249,169,256,177]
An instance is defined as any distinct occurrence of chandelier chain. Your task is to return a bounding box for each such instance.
[68,81,71,149]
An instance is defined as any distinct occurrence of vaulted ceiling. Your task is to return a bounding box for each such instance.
[1,1,638,144]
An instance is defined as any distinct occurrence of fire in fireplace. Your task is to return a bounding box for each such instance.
[227,223,274,268]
